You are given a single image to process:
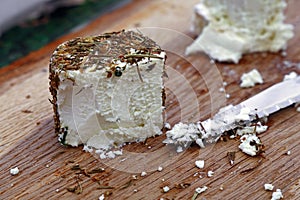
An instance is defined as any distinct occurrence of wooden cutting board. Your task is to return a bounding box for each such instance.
[1,0,300,199]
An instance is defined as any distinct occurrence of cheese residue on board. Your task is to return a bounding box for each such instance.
[186,0,294,63]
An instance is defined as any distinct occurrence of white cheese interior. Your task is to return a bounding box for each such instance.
[56,52,165,151]
[187,0,294,63]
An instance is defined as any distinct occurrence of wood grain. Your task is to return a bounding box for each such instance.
[1,0,300,199]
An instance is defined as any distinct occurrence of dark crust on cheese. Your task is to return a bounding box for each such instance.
[49,30,166,137]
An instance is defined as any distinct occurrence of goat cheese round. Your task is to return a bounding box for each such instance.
[49,30,166,154]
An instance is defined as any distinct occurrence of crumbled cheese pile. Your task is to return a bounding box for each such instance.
[164,105,256,150]
[235,122,268,137]
[186,0,294,63]
[240,69,264,88]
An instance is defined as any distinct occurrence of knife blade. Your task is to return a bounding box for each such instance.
[164,76,300,148]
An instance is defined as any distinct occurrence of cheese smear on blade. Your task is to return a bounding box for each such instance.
[186,0,294,63]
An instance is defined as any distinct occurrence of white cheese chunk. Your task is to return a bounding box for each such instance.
[99,194,105,200]
[56,51,165,152]
[239,134,262,156]
[271,189,283,200]
[283,71,298,81]
[195,160,205,169]
[195,186,208,194]
[187,0,294,63]
[236,122,268,136]
[264,183,274,191]
[141,171,147,177]
[207,170,214,177]
[157,166,163,172]
[162,186,170,193]
[240,69,263,88]
[10,167,19,175]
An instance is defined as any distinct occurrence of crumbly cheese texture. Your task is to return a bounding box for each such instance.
[240,69,264,88]
[164,105,255,149]
[239,134,262,156]
[56,53,165,149]
[283,71,298,81]
[49,31,166,153]
[186,0,294,63]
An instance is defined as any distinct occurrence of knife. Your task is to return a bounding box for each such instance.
[164,76,300,148]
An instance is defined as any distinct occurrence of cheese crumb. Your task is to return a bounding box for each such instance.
[195,186,208,194]
[141,171,147,177]
[10,167,19,175]
[176,146,183,153]
[240,69,263,88]
[219,185,224,191]
[236,122,268,136]
[207,170,214,177]
[164,123,171,130]
[99,194,105,200]
[132,175,138,180]
[157,166,163,172]
[264,183,274,191]
[283,71,298,81]
[195,160,205,169]
[271,189,283,200]
[163,186,170,193]
[239,134,262,156]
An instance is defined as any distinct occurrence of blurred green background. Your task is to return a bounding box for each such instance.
[0,0,127,68]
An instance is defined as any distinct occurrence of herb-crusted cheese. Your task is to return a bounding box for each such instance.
[49,30,166,153]
[186,0,294,63]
